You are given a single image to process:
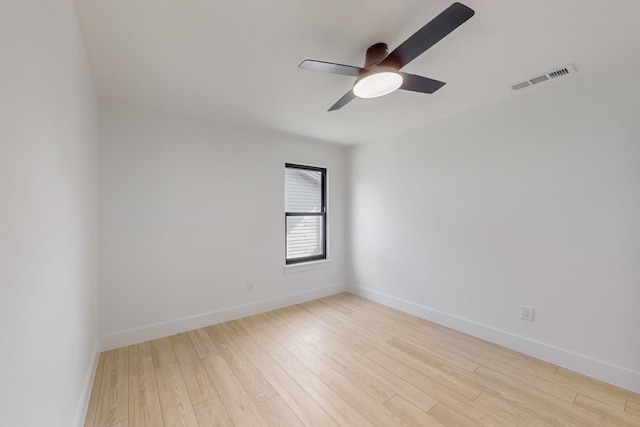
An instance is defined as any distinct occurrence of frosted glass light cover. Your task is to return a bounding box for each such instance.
[353,71,403,98]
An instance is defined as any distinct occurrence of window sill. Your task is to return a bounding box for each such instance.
[284,259,331,274]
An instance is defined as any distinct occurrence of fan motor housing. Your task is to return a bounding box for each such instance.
[364,43,389,68]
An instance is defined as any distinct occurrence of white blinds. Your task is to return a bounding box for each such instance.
[285,168,322,213]
[286,216,323,259]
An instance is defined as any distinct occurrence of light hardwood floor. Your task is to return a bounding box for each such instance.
[84,293,640,426]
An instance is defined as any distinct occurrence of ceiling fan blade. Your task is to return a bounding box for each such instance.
[328,90,356,111]
[299,60,365,77]
[399,73,446,94]
[380,2,474,69]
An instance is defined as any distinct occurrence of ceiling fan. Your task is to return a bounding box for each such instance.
[298,2,475,111]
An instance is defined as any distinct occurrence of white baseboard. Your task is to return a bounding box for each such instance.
[100,284,347,351]
[73,340,101,427]
[349,285,640,394]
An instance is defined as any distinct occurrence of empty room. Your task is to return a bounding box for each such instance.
[2,0,640,426]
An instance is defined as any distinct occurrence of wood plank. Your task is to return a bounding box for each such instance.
[202,354,269,426]
[412,333,619,410]
[299,315,375,354]
[555,367,632,409]
[258,396,305,427]
[247,312,296,343]
[374,343,483,401]
[474,365,611,426]
[390,329,481,373]
[574,394,640,427]
[298,307,380,353]
[247,312,330,376]
[349,316,480,373]
[402,322,539,375]
[262,340,375,426]
[319,368,409,426]
[330,312,397,345]
[286,321,396,404]
[557,366,640,399]
[314,294,354,314]
[319,346,396,403]
[416,323,558,375]
[346,307,407,330]
[428,402,484,427]
[391,336,576,407]
[155,363,198,426]
[192,397,233,427]
[206,323,277,403]
[367,349,479,404]
[384,395,446,427]
[276,333,332,376]
[187,328,219,358]
[93,348,128,427]
[472,392,552,426]
[149,336,176,368]
[303,300,358,325]
[387,337,485,386]
[301,326,440,414]
[282,305,334,330]
[261,310,289,326]
[389,335,479,372]
[626,400,640,417]
[219,319,247,339]
[170,332,217,405]
[128,342,163,427]
[235,335,339,427]
[366,350,509,426]
[252,312,331,375]
[333,294,430,330]
[273,306,320,336]
[235,316,274,346]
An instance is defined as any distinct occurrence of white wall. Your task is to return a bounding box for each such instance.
[0,1,100,426]
[348,62,640,392]
[99,104,347,347]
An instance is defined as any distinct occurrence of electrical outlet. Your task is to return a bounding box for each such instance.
[247,281,254,292]
[520,306,534,322]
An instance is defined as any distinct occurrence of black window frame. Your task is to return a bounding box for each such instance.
[285,163,327,265]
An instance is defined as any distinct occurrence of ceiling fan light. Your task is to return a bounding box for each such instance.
[353,70,403,99]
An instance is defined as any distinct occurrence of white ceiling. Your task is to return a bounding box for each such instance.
[74,0,640,145]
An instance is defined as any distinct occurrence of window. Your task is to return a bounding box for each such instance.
[285,163,326,264]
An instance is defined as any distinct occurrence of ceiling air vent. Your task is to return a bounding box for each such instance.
[510,64,577,91]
